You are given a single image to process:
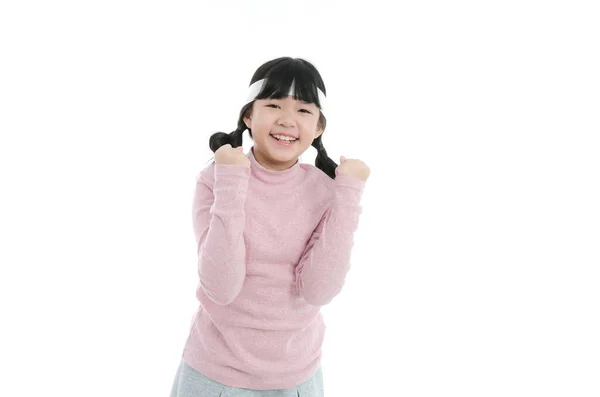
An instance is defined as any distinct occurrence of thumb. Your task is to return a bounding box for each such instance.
[236,146,243,151]
[340,156,346,163]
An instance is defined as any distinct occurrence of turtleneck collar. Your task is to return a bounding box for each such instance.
[247,146,305,186]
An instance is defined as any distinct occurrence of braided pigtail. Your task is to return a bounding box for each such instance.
[209,124,245,153]
[312,135,338,179]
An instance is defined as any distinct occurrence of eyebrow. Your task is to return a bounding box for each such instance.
[265,98,318,107]
[295,99,316,106]
[270,98,315,106]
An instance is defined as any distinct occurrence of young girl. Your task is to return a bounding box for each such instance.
[170,57,370,397]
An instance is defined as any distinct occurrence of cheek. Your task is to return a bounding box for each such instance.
[254,113,275,129]
[301,119,320,134]
[256,119,272,133]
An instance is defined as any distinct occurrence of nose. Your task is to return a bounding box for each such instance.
[277,107,296,128]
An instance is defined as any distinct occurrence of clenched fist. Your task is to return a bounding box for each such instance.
[215,144,250,167]
[335,156,370,181]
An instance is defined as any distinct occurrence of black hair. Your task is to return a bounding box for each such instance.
[207,57,338,179]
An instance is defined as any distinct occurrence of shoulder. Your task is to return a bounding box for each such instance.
[195,161,251,188]
[195,161,216,187]
[300,162,336,193]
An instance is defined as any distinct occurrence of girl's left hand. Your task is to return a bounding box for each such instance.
[335,156,370,182]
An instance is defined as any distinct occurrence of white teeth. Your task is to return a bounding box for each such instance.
[272,135,297,142]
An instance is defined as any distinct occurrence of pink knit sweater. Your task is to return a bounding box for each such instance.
[181,146,365,389]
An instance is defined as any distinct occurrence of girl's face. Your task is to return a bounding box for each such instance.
[243,95,323,171]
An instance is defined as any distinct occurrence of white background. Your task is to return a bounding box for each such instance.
[1,1,599,396]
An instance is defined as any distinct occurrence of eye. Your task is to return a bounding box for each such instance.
[266,104,280,109]
[299,109,312,114]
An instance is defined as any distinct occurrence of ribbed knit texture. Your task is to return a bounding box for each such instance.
[181,146,365,389]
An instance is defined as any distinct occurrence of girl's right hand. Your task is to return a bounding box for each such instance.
[215,144,251,167]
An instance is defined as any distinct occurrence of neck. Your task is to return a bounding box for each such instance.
[247,146,305,186]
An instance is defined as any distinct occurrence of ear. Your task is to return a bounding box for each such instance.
[314,124,324,139]
[243,113,252,130]
[243,107,253,129]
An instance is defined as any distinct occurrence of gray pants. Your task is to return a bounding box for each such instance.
[170,359,324,397]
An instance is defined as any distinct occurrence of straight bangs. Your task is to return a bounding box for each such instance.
[254,60,325,111]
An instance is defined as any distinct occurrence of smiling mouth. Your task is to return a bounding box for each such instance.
[270,134,298,143]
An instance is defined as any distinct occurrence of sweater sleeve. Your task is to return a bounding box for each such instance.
[294,174,366,306]
[192,164,251,305]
